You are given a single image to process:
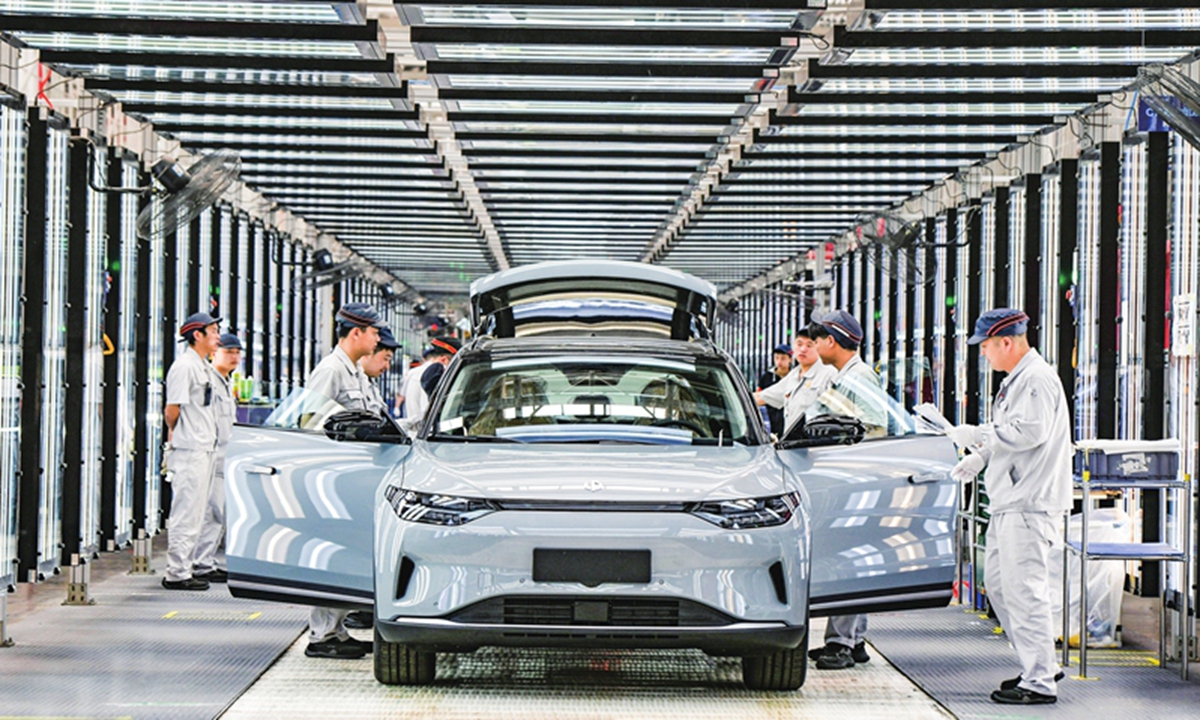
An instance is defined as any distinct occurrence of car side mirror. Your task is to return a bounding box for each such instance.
[323,410,410,444]
[776,413,865,449]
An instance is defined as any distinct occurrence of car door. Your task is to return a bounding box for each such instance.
[225,424,410,609]
[778,434,959,616]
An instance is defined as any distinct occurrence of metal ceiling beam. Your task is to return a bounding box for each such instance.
[770,114,1059,126]
[40,50,396,73]
[739,150,988,160]
[833,25,1200,48]
[460,148,709,159]
[752,131,1020,146]
[0,14,378,40]
[449,112,741,125]
[469,163,697,173]
[805,59,1139,78]
[440,89,760,103]
[85,78,407,98]
[405,0,820,7]
[153,123,427,139]
[864,0,1168,7]
[411,26,799,47]
[454,132,717,145]
[427,61,776,78]
[789,89,1098,104]
[120,103,419,120]
[181,141,433,154]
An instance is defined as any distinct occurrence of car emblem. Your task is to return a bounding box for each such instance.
[583,480,605,492]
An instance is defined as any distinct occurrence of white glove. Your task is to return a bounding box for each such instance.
[951,453,985,484]
[945,423,981,450]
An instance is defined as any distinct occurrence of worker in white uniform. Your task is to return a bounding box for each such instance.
[161,312,222,591]
[946,308,1071,705]
[803,309,880,670]
[399,346,436,432]
[342,325,402,632]
[192,333,242,584]
[755,327,837,439]
[401,336,460,432]
[303,302,385,660]
[361,326,401,417]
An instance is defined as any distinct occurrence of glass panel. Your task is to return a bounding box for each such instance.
[81,146,107,553]
[114,158,139,545]
[1007,185,1026,306]
[440,75,764,93]
[813,77,1133,94]
[53,65,382,87]
[107,93,401,111]
[0,103,25,586]
[842,47,1192,65]
[422,44,776,64]
[144,209,165,533]
[1039,173,1062,370]
[39,126,70,576]
[1075,157,1102,440]
[449,100,747,116]
[413,6,800,30]
[978,195,997,423]
[774,123,1048,136]
[1119,144,1147,441]
[790,102,1086,116]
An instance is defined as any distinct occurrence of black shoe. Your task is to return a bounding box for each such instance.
[193,568,228,583]
[161,577,210,591]
[807,643,826,661]
[344,610,374,629]
[991,687,1056,705]
[345,636,373,654]
[305,637,368,660]
[816,644,856,670]
[851,641,870,664]
[999,671,1065,691]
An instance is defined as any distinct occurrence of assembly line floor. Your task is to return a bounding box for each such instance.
[1,543,1197,719]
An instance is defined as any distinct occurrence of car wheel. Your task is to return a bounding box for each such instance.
[373,626,436,685]
[742,626,808,691]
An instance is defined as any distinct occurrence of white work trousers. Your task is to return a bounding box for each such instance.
[309,607,350,644]
[165,447,217,582]
[824,613,868,648]
[985,511,1062,696]
[192,445,227,574]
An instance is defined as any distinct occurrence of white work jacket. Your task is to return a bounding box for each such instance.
[165,345,220,450]
[306,345,372,412]
[974,349,1073,515]
[761,362,838,436]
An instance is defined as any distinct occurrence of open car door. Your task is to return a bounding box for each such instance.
[470,260,717,340]
[225,391,411,609]
[777,394,959,616]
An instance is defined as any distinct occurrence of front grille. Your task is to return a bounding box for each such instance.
[448,596,734,627]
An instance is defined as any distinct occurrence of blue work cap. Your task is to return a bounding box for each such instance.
[377,326,402,350]
[773,343,792,355]
[811,309,864,349]
[968,308,1029,345]
[217,333,243,350]
[178,312,221,340]
[336,302,387,329]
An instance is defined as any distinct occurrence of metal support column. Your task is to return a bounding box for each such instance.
[941,208,959,419]
[17,109,49,583]
[62,138,93,605]
[965,203,982,423]
[130,174,153,574]
[1097,142,1121,439]
[1023,175,1043,349]
[1057,160,1080,413]
[100,149,121,552]
[1143,134,1171,596]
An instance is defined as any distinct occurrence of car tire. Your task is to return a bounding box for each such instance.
[373,627,436,685]
[742,626,808,691]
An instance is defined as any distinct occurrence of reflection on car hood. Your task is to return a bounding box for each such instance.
[400,442,783,502]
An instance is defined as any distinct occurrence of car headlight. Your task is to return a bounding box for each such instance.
[688,491,801,529]
[385,485,497,526]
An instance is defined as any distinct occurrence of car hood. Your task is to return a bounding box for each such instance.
[400,442,784,502]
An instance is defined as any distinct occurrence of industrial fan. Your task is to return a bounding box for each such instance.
[853,212,927,286]
[1140,64,1200,152]
[135,149,241,239]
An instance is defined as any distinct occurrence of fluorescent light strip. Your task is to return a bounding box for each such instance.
[442,75,761,93]
[458,140,711,152]
[791,102,1086,116]
[170,132,429,148]
[239,151,438,163]
[251,177,451,188]
[729,171,949,181]
[148,114,422,131]
[812,77,1131,94]
[16,32,364,57]
[467,156,699,168]
[773,124,1044,136]
[871,9,1200,31]
[452,121,728,135]
[416,7,798,29]
[450,100,746,115]
[475,182,685,192]
[428,45,775,64]
[243,164,442,177]
[111,91,398,110]
[737,157,968,169]
[844,47,1193,65]
[753,142,994,153]
[64,65,381,86]
[476,170,693,180]
[4,0,342,22]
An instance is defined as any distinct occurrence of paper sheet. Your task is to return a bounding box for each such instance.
[913,403,952,433]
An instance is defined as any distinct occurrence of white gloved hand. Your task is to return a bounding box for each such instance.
[945,423,981,450]
[951,453,985,484]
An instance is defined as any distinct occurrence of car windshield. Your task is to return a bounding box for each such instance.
[432,354,754,445]
[261,388,346,431]
[805,364,922,440]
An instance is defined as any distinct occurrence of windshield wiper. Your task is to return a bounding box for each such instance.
[428,433,523,443]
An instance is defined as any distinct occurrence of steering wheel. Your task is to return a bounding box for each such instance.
[651,418,709,436]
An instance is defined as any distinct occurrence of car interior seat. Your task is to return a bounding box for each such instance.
[469,374,553,435]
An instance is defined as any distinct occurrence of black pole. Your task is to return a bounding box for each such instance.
[132,170,152,538]
[17,110,49,581]
[942,208,959,420]
[1096,142,1121,439]
[61,137,90,562]
[965,201,983,424]
[1057,159,1079,416]
[1023,174,1043,349]
[100,149,122,550]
